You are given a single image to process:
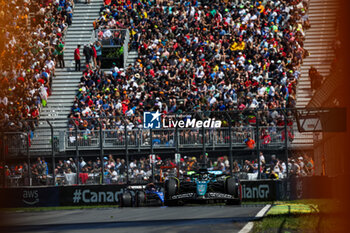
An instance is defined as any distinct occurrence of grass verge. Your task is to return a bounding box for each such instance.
[252,199,345,233]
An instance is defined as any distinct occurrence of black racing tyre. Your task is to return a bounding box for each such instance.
[165,178,178,198]
[225,177,238,197]
[135,191,146,207]
[120,191,132,207]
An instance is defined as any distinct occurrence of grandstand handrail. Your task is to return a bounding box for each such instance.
[123,29,130,68]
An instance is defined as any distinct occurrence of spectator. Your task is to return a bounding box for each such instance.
[57,41,65,68]
[83,44,92,67]
[72,0,308,133]
[79,167,89,184]
[305,154,315,176]
[290,159,300,177]
[74,45,81,71]
[309,66,323,90]
[90,43,96,68]
[64,168,76,185]
[259,152,265,165]
[244,136,255,149]
[0,0,73,132]
[94,41,103,68]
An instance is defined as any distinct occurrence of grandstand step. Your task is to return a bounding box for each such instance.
[73,9,100,13]
[63,46,91,51]
[55,66,85,72]
[74,3,102,8]
[46,98,75,103]
[53,76,81,82]
[53,82,80,87]
[46,104,75,108]
[51,91,77,96]
[69,23,94,28]
[54,76,80,80]
[64,38,92,42]
[49,94,77,99]
[72,15,98,20]
[32,0,101,140]
[64,37,92,41]
[52,88,78,93]
[128,55,138,59]
[55,71,82,76]
[40,115,71,120]
[40,109,71,114]
[52,79,81,84]
[305,33,336,39]
[40,114,71,120]
[66,27,93,32]
[42,112,71,117]
[308,19,336,24]
[37,119,69,123]
[66,30,93,35]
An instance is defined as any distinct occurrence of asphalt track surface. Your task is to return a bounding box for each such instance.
[1,205,266,233]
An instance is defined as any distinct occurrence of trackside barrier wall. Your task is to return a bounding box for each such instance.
[0,187,59,208]
[0,177,335,207]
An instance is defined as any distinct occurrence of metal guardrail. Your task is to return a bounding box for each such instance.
[93,29,127,46]
[1,126,293,154]
[3,171,287,187]
[60,126,289,151]
[90,29,129,67]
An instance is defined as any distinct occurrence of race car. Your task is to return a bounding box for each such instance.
[119,183,164,207]
[164,167,241,206]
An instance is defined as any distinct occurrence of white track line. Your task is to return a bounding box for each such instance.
[238,204,271,233]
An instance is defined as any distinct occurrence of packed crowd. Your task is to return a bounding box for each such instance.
[0,0,73,132]
[3,152,314,186]
[69,0,309,133]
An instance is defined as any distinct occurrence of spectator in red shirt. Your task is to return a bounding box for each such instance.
[91,44,97,68]
[79,167,89,184]
[74,45,81,71]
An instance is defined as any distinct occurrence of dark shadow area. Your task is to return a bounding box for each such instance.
[1,216,263,232]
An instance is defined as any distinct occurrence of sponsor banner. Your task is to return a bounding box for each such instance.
[143,111,222,129]
[241,180,276,201]
[0,187,59,207]
[0,176,335,207]
[59,185,126,206]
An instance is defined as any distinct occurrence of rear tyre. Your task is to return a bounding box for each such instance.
[135,191,146,207]
[120,191,132,207]
[225,177,238,197]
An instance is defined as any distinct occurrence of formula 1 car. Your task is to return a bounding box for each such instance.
[119,183,164,207]
[164,167,241,206]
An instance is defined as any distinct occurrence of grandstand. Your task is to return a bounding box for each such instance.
[0,0,341,187]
